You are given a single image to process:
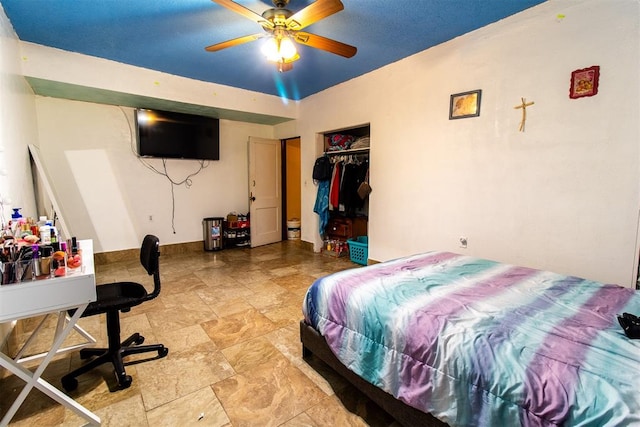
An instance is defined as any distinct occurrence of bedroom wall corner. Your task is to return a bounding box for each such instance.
[297,0,640,286]
[0,3,39,349]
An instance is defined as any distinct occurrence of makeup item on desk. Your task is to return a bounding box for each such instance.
[17,246,35,282]
[11,208,22,221]
[22,233,39,244]
[40,246,52,277]
[1,261,14,285]
[0,246,35,285]
[52,250,67,277]
[71,237,78,256]
[48,225,60,251]
[15,245,33,261]
[0,247,9,263]
[32,244,42,277]
[10,208,22,237]
[39,223,51,245]
[36,216,47,238]
[4,246,15,265]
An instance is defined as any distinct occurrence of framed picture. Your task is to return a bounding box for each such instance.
[569,65,599,99]
[449,89,482,119]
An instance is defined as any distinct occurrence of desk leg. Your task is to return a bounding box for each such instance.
[15,313,97,365]
[12,313,53,361]
[0,305,100,426]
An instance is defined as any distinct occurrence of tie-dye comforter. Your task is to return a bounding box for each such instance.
[302,251,640,426]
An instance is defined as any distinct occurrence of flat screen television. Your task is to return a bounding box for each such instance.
[135,108,220,161]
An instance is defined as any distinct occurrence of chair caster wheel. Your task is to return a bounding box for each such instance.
[134,335,145,345]
[61,376,78,392]
[159,347,169,358]
[117,375,132,390]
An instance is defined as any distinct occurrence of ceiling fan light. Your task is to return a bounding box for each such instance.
[262,35,297,63]
[279,37,297,60]
[261,37,280,62]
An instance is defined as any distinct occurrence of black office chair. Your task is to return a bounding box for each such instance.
[61,234,168,392]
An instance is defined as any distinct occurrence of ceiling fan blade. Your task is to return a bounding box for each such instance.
[285,0,344,31]
[211,0,274,29]
[294,31,357,58]
[205,34,264,52]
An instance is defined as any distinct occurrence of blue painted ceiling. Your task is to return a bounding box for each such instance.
[1,0,544,101]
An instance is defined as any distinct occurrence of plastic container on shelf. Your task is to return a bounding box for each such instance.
[322,239,348,258]
[347,236,368,265]
[287,219,301,240]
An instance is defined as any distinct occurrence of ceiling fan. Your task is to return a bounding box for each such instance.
[205,0,357,72]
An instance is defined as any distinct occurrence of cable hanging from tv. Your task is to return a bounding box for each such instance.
[121,106,214,234]
[139,158,209,234]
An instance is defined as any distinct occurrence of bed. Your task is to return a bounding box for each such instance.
[300,251,640,426]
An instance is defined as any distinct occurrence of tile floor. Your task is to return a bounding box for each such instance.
[0,241,400,426]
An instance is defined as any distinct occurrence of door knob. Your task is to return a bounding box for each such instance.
[250,196,256,202]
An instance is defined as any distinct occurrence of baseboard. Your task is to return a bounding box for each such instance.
[94,239,316,265]
[299,240,314,252]
[94,240,203,265]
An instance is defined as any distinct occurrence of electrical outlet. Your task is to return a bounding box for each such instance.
[459,237,468,248]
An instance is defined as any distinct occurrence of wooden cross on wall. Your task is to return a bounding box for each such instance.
[514,97,535,132]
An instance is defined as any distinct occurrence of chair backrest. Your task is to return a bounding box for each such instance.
[139,234,161,301]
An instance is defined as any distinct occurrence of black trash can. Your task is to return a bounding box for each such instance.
[203,217,224,251]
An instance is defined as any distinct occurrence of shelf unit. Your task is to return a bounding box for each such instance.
[325,216,368,241]
[223,220,250,248]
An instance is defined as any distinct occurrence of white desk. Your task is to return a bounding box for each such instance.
[0,240,100,426]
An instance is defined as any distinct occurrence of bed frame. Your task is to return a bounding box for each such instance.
[300,320,448,427]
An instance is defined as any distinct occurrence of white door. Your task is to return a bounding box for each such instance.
[249,137,281,247]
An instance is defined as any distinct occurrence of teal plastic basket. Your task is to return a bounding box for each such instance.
[347,236,368,265]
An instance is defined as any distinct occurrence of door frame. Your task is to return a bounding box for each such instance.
[280,138,288,241]
[280,136,301,241]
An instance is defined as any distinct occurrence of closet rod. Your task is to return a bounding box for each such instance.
[324,147,370,156]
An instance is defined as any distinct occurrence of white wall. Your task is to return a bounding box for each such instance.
[0,6,37,222]
[0,4,38,343]
[35,97,276,252]
[19,42,299,253]
[2,0,639,287]
[298,0,640,286]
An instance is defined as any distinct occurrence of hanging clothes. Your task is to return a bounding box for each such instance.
[314,180,330,235]
[339,160,368,214]
[329,161,342,210]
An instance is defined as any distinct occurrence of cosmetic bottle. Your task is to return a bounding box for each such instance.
[40,246,52,277]
[50,225,60,251]
[39,223,51,245]
[11,208,22,236]
[32,244,42,277]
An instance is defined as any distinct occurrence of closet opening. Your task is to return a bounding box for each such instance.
[321,124,370,263]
